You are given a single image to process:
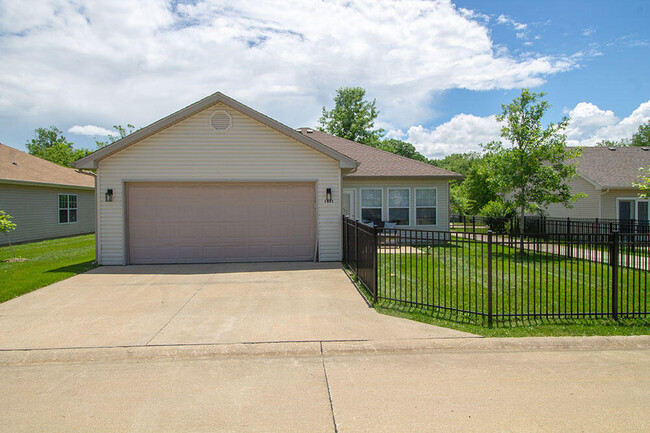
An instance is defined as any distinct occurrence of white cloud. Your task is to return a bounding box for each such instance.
[0,0,576,136]
[392,100,650,159]
[68,125,115,136]
[389,114,501,159]
[496,14,527,31]
[565,100,650,146]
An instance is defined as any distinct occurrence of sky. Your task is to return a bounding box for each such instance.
[0,0,648,159]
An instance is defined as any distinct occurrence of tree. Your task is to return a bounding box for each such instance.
[634,167,650,199]
[375,138,428,162]
[430,152,481,176]
[431,152,499,215]
[25,127,90,167]
[94,124,137,149]
[319,87,384,145]
[0,211,17,258]
[631,120,650,147]
[482,89,583,231]
[596,138,629,147]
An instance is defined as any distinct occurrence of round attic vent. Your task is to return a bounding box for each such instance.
[210,110,232,132]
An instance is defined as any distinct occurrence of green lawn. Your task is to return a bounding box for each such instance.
[0,234,97,303]
[373,239,649,335]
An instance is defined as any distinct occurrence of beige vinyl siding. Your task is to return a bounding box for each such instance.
[0,183,95,245]
[543,176,601,219]
[96,102,341,265]
[342,177,451,231]
[601,189,644,220]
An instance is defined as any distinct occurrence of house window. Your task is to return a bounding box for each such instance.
[59,194,78,224]
[388,188,410,225]
[415,188,437,225]
[360,188,382,224]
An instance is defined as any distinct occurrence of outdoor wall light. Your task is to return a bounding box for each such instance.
[105,189,113,202]
[325,188,333,203]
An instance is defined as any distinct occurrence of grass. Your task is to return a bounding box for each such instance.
[351,237,650,336]
[375,303,650,337]
[0,234,97,303]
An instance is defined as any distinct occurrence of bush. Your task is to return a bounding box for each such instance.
[480,200,516,233]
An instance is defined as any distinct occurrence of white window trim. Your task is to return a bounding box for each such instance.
[387,188,410,225]
[415,187,438,226]
[58,193,78,225]
[616,197,650,221]
[360,188,383,222]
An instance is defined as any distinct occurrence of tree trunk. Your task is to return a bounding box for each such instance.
[4,233,15,258]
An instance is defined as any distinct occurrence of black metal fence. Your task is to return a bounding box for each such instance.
[343,216,649,326]
[451,214,650,238]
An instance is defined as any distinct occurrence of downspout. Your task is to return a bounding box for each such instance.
[599,188,609,219]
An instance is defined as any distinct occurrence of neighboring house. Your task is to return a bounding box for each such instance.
[0,143,95,245]
[544,147,650,222]
[75,92,461,265]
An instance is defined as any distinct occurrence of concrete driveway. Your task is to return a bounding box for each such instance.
[1,263,649,432]
[0,262,470,350]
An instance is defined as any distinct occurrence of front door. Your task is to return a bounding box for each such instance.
[342,189,356,219]
[619,200,634,233]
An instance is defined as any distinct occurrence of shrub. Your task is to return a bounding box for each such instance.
[480,200,516,233]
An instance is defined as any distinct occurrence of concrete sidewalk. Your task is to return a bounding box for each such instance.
[1,336,649,432]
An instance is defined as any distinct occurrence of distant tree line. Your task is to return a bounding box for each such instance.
[25,124,136,168]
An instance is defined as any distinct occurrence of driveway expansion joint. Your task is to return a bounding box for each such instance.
[320,341,339,433]
[144,272,217,346]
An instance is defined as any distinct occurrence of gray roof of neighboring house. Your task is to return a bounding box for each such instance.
[297,128,462,178]
[75,92,357,170]
[573,147,650,189]
[0,142,94,189]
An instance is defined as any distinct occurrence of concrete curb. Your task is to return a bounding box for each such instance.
[322,335,650,356]
[1,335,649,365]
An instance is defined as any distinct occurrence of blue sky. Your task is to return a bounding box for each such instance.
[445,0,649,122]
[0,0,648,158]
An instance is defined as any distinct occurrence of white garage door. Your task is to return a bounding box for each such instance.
[126,182,316,264]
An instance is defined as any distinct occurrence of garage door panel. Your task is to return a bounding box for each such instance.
[127,182,315,264]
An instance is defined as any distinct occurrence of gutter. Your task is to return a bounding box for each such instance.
[0,179,94,190]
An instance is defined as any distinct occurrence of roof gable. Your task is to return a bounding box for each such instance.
[573,147,650,189]
[297,128,462,178]
[75,92,357,170]
[0,143,94,188]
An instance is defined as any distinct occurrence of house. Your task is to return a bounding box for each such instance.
[0,143,95,245]
[75,92,461,265]
[544,147,650,222]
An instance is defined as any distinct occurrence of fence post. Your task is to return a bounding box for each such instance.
[487,230,493,328]
[373,226,378,303]
[342,216,346,263]
[472,216,476,233]
[611,230,619,321]
[354,219,359,275]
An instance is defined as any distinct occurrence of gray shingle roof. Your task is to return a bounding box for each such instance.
[297,128,462,178]
[573,147,650,188]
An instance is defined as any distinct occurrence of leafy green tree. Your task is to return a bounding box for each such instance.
[319,87,384,145]
[375,138,428,162]
[631,120,650,147]
[25,127,90,167]
[596,138,629,147]
[94,124,137,149]
[430,152,481,176]
[0,210,17,258]
[431,152,499,215]
[482,89,583,230]
[465,164,499,214]
[634,167,650,199]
